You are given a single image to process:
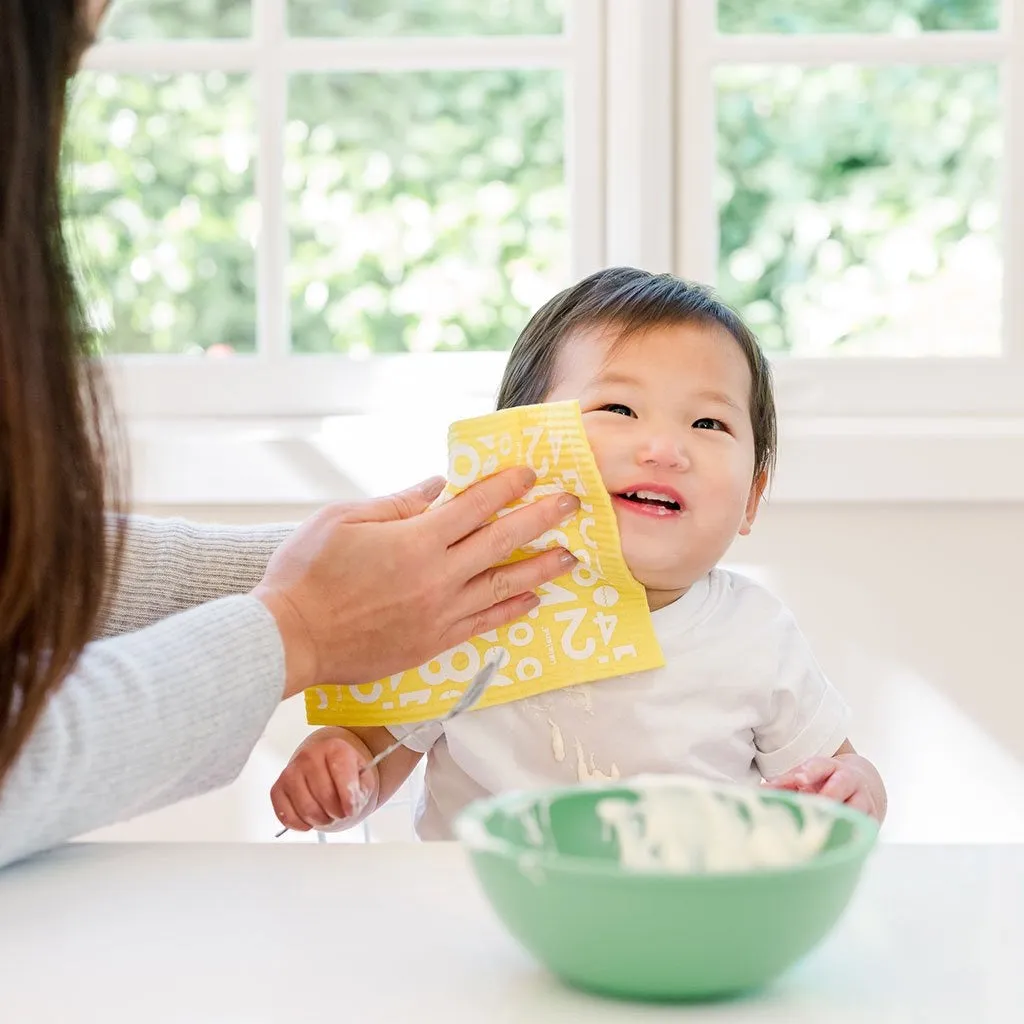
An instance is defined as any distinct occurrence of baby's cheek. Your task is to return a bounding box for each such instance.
[710,466,757,510]
[582,425,617,492]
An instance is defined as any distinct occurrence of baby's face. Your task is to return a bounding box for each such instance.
[545,322,763,607]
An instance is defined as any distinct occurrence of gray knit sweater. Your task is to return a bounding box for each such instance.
[0,515,294,869]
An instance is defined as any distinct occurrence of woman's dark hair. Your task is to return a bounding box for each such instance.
[0,1,124,781]
[497,266,776,483]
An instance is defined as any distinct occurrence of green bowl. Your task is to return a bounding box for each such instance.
[454,777,878,1002]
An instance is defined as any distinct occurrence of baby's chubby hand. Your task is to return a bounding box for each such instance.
[767,754,883,821]
[271,728,379,832]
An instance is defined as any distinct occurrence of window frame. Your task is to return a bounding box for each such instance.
[673,0,1024,419]
[85,0,1024,505]
[87,0,605,420]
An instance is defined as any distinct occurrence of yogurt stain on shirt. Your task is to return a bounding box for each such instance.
[575,737,620,783]
[548,719,566,763]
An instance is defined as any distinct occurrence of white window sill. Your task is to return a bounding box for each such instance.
[125,414,1024,510]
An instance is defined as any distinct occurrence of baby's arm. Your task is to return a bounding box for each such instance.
[749,597,886,822]
[271,726,422,833]
[767,739,887,822]
[349,725,424,806]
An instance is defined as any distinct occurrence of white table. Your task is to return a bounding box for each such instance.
[0,841,1020,1022]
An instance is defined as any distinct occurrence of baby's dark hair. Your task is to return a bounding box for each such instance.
[497,266,776,483]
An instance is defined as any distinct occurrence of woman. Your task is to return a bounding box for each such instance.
[0,0,577,868]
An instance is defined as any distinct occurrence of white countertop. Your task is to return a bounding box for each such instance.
[0,841,1020,1022]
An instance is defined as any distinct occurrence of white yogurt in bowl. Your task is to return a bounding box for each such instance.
[594,775,835,874]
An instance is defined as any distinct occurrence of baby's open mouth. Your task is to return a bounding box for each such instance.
[617,490,682,512]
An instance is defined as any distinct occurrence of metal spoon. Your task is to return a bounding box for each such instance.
[274,658,498,838]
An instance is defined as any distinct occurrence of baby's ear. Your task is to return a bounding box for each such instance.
[739,471,768,536]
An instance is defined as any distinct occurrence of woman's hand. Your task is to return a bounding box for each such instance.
[254,468,579,698]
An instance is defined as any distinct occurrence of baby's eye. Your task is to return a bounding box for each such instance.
[693,417,727,432]
[601,403,637,418]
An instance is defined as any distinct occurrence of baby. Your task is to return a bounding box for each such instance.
[271,267,886,838]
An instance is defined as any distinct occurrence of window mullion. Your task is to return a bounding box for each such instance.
[565,0,607,277]
[676,0,716,282]
[254,0,290,362]
[603,0,676,272]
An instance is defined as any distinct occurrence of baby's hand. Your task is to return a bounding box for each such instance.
[271,728,379,832]
[767,755,883,820]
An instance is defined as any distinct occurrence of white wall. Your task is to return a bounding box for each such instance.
[85,498,1024,847]
[729,502,1024,843]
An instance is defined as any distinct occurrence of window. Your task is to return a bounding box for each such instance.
[76,1,1024,452]
[76,0,601,417]
[676,0,1024,418]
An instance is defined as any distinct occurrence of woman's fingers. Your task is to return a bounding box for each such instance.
[428,467,581,557]
[338,477,446,525]
[446,593,542,650]
[452,546,577,624]
[426,467,537,546]
[451,493,580,579]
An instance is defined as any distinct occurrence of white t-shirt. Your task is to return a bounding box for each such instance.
[388,568,850,841]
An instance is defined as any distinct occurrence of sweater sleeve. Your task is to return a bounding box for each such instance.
[0,595,285,870]
[99,515,295,638]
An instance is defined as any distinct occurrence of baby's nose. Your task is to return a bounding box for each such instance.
[638,434,689,469]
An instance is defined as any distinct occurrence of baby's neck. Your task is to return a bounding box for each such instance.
[645,586,689,613]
